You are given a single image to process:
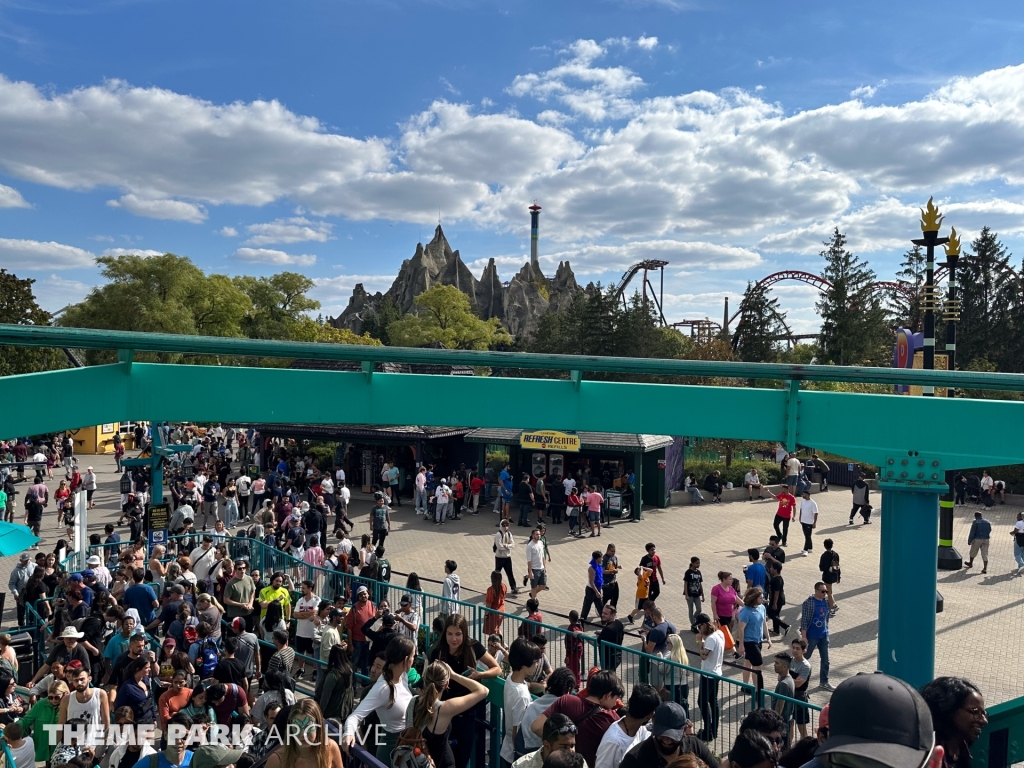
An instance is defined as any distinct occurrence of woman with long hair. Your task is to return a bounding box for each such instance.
[484,571,507,636]
[148,545,167,597]
[251,670,295,725]
[41,553,62,596]
[315,643,355,721]
[267,698,342,768]
[342,636,416,762]
[428,614,500,768]
[179,682,216,723]
[157,670,192,732]
[358,534,376,577]
[117,657,156,723]
[409,661,489,768]
[261,599,287,639]
[405,573,423,614]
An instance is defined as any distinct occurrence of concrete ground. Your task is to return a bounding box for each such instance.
[3,460,1021,709]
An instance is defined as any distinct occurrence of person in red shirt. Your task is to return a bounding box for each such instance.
[469,472,485,515]
[453,479,465,519]
[532,669,624,768]
[769,489,796,547]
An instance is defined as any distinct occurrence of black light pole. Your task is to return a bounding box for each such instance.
[911,198,948,397]
[941,228,962,398]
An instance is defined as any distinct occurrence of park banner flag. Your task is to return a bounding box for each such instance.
[519,430,581,452]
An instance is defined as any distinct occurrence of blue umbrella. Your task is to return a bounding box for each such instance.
[0,521,40,556]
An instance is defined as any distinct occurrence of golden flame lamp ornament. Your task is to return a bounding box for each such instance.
[943,227,961,257]
[920,197,944,233]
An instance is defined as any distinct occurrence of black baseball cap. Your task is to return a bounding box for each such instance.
[817,673,934,768]
[652,702,687,741]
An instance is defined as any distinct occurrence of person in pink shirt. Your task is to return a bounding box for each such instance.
[586,485,604,537]
[250,476,267,518]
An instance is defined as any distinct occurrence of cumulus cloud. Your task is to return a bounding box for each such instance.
[0,182,29,208]
[540,239,762,276]
[243,217,333,246]
[36,274,93,312]
[100,248,166,258]
[217,226,238,237]
[107,194,207,223]
[0,238,95,269]
[232,247,316,266]
[637,36,658,50]
[506,39,645,121]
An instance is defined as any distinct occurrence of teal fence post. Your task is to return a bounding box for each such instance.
[876,481,943,688]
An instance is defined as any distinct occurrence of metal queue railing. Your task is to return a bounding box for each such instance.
[35,534,822,765]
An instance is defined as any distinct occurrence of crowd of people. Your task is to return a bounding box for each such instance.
[0,427,1004,768]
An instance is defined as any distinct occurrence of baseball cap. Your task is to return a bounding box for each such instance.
[163,637,176,647]
[81,569,95,579]
[652,702,687,741]
[67,574,83,582]
[400,595,412,606]
[329,608,345,620]
[356,585,368,595]
[817,673,934,768]
[19,553,30,563]
[382,613,396,627]
[193,745,245,768]
[231,617,246,633]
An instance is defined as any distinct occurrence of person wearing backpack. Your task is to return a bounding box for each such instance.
[818,539,841,618]
[23,486,44,539]
[400,659,489,768]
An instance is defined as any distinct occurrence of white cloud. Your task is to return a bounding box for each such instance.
[243,217,333,246]
[217,226,238,237]
[0,182,29,208]
[0,238,94,269]
[637,36,658,50]
[439,77,460,96]
[232,247,316,266]
[36,274,93,312]
[506,39,645,121]
[100,248,166,258]
[850,85,877,99]
[540,239,762,276]
[107,194,207,223]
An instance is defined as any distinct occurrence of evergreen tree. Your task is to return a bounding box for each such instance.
[894,245,926,331]
[734,281,787,363]
[958,227,1012,370]
[361,295,403,345]
[815,228,891,366]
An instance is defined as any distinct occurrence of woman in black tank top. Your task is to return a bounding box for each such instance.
[408,661,489,768]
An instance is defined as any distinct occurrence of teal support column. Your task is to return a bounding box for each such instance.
[877,483,942,687]
[150,425,163,505]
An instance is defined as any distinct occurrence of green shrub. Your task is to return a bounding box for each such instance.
[683,460,783,488]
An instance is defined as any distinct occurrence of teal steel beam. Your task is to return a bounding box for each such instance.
[6,323,1024,392]
[785,380,800,452]
[2,361,1023,471]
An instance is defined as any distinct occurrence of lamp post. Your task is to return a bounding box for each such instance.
[911,198,949,396]
[936,227,964,571]
[119,470,133,495]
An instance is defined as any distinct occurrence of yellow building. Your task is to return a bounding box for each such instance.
[66,423,141,455]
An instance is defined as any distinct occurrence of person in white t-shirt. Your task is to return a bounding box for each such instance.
[235,474,252,519]
[695,612,724,741]
[562,475,575,497]
[980,470,995,504]
[2,723,35,768]
[292,579,320,679]
[595,684,658,768]
[334,482,353,534]
[501,638,541,765]
[744,470,764,501]
[798,491,819,554]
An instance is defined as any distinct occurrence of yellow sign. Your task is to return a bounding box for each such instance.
[520,430,581,452]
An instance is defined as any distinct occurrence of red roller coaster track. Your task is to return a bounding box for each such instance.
[728,270,915,326]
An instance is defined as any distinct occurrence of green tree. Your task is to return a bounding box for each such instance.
[958,227,1012,370]
[734,281,787,363]
[815,229,891,366]
[387,284,512,350]
[234,272,320,341]
[291,317,382,346]
[894,245,926,332]
[60,253,252,364]
[361,295,403,345]
[0,269,67,376]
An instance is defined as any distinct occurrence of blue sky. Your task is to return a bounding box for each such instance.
[3,0,1024,333]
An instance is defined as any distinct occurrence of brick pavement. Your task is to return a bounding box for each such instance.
[3,466,1021,707]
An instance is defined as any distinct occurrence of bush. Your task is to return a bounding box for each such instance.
[958,464,1024,492]
[683,460,783,488]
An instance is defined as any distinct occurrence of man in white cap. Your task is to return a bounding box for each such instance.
[8,553,36,627]
[86,555,112,590]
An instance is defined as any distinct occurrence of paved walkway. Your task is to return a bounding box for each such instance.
[3,462,1022,706]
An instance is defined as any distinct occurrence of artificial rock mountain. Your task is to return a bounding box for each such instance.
[330,225,582,339]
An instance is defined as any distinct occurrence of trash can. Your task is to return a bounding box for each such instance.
[7,631,37,685]
[827,462,862,488]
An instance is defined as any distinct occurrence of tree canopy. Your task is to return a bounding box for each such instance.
[387,284,512,350]
[0,269,67,376]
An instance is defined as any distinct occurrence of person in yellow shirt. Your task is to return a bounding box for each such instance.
[625,565,652,624]
[258,572,292,621]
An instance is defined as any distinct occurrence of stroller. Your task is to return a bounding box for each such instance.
[966,475,982,505]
